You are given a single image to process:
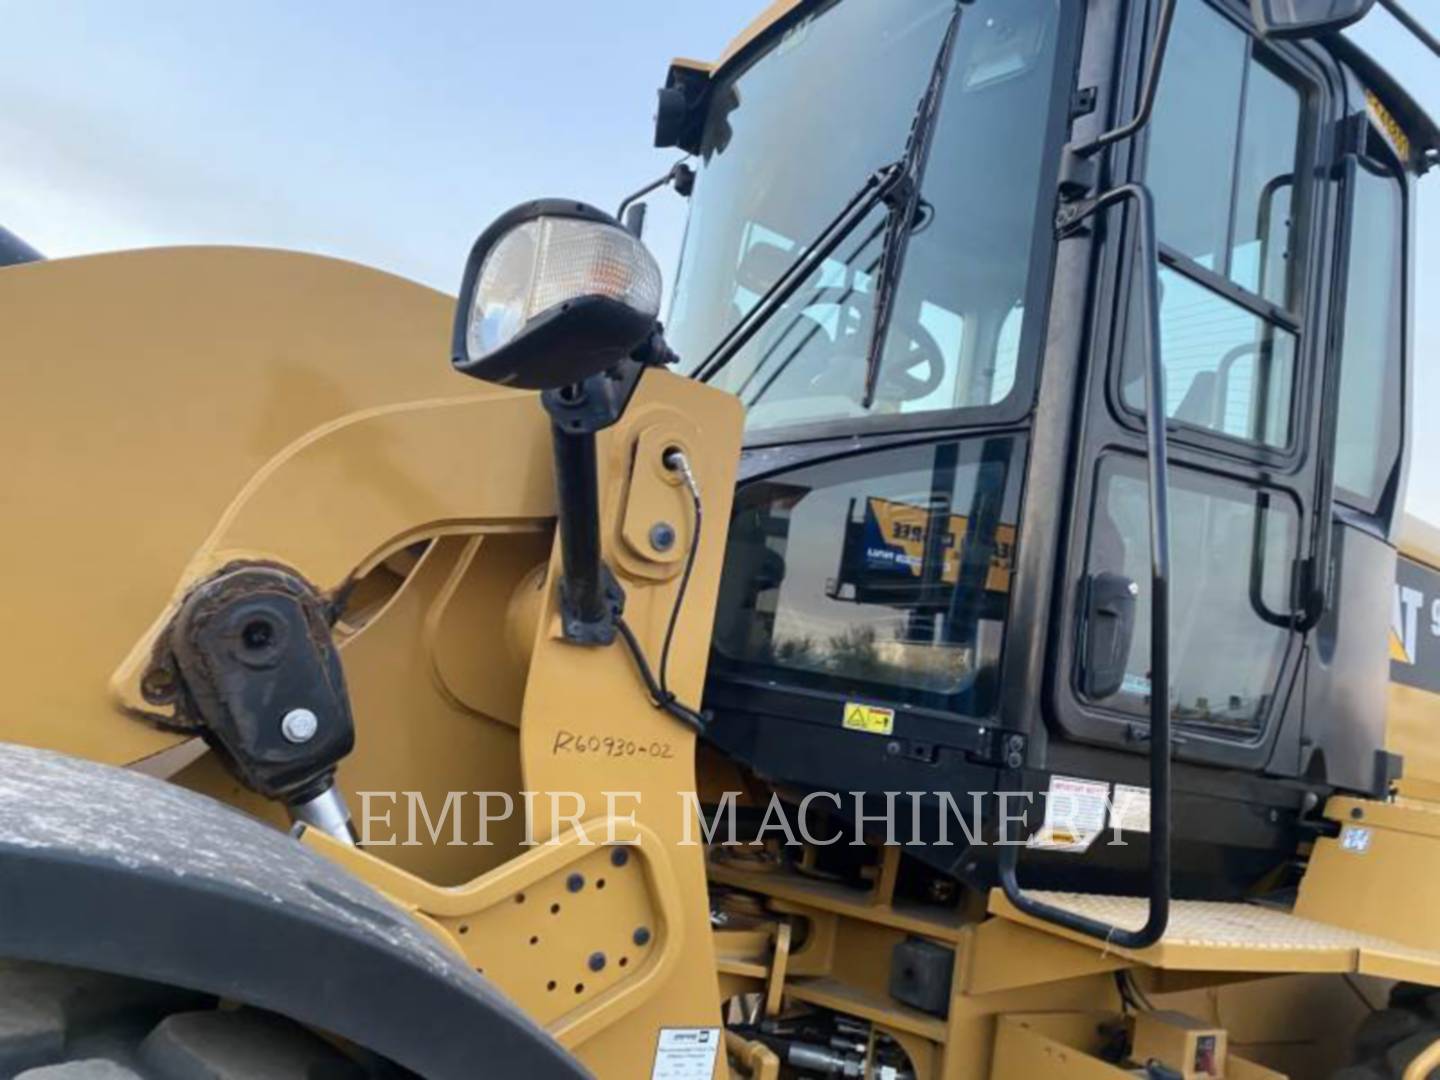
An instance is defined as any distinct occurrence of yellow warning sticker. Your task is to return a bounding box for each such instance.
[842,702,895,736]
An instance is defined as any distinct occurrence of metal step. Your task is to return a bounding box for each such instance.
[989,889,1440,984]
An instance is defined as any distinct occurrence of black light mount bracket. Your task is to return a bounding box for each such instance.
[539,357,655,645]
[540,356,647,437]
[616,162,696,224]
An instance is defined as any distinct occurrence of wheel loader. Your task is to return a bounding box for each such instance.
[3,0,1440,1076]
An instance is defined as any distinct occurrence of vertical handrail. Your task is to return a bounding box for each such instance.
[999,183,1172,949]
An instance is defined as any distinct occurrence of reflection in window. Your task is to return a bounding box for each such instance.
[712,437,1024,716]
[1133,0,1305,448]
[1334,157,1403,509]
[1147,0,1302,301]
[1147,0,1247,275]
[1232,61,1301,306]
[1124,268,1296,446]
[1085,457,1298,735]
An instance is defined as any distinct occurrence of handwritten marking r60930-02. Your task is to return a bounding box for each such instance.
[552,730,675,760]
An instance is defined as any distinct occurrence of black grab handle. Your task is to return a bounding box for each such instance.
[1000,182,1172,950]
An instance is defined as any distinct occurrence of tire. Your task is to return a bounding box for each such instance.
[1335,985,1440,1080]
[0,959,392,1079]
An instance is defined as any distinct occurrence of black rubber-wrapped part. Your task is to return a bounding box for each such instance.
[0,742,588,1079]
[168,564,354,804]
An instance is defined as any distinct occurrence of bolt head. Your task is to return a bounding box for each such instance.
[648,522,677,552]
[281,708,319,744]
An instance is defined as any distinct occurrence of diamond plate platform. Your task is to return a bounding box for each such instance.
[989,890,1440,986]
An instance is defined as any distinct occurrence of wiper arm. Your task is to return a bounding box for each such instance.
[740,218,889,406]
[860,2,964,408]
[695,162,906,384]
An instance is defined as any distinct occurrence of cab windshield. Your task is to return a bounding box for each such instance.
[668,0,1066,438]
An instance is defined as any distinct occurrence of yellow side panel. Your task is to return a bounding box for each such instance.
[0,247,480,765]
[1389,683,1440,797]
[1391,517,1440,795]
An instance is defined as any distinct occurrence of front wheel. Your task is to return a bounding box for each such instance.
[0,959,398,1079]
[1333,983,1440,1080]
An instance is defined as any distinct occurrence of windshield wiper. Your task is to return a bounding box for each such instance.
[695,2,966,400]
[694,162,906,384]
[860,1,964,408]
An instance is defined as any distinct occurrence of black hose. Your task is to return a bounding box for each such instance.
[615,447,709,734]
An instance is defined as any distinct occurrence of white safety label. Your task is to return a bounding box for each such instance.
[1111,784,1152,835]
[650,1027,721,1080]
[1341,826,1372,854]
[1028,775,1109,853]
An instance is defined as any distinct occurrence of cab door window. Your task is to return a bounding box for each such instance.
[1123,0,1307,449]
[1084,458,1300,733]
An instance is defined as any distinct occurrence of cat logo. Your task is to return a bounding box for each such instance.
[1391,558,1440,694]
[1393,584,1423,666]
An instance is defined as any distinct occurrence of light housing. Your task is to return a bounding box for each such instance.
[1248,0,1375,38]
[451,199,663,391]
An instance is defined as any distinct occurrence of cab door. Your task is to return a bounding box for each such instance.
[1052,0,1344,772]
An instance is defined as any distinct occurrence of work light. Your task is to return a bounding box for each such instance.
[451,200,662,391]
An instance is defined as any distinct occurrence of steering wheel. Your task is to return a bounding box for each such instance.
[753,288,948,405]
[875,315,946,401]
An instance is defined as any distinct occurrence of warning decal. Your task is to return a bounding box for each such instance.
[1111,784,1152,834]
[1028,775,1109,853]
[842,701,895,736]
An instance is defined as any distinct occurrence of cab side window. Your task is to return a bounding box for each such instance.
[1333,144,1404,514]
[1125,0,1306,448]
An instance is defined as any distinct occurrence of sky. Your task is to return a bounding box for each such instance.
[2,1,1436,516]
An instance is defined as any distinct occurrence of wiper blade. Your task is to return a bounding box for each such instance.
[695,162,905,384]
[860,2,964,409]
